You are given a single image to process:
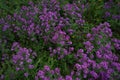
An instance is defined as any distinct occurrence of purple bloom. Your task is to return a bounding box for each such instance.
[65,75,72,80]
[83,41,94,53]
[67,29,74,35]
[112,15,120,20]
[77,49,84,53]
[90,71,98,79]
[67,41,72,45]
[83,69,89,74]
[107,68,114,74]
[75,63,82,71]
[86,33,92,39]
[63,49,68,55]
[37,70,45,77]
[11,43,36,74]
[2,24,10,31]
[112,62,120,72]
[99,71,109,80]
[55,68,60,74]
[50,70,54,75]
[83,74,87,78]
[0,74,5,80]
[96,51,102,58]
[69,47,74,52]
[104,2,112,9]
[27,59,32,63]
[76,77,80,80]
[16,67,20,71]
[100,61,108,69]
[11,42,20,51]
[44,65,50,71]
[59,41,65,45]
[28,64,34,69]
[105,11,111,17]
[24,72,29,77]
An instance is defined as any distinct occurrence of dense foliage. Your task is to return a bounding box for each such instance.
[0,0,120,80]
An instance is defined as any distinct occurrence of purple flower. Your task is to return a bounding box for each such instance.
[52,33,59,41]
[0,74,5,80]
[112,15,120,20]
[63,49,68,55]
[77,49,84,53]
[28,64,34,69]
[100,61,108,69]
[16,67,20,71]
[107,68,114,74]
[67,29,74,35]
[99,71,109,80]
[37,70,45,77]
[24,72,29,77]
[65,75,72,80]
[59,41,65,45]
[90,71,98,79]
[65,35,70,41]
[75,63,82,71]
[84,41,91,46]
[27,59,32,63]
[2,24,10,31]
[69,47,74,52]
[50,70,54,75]
[96,51,102,58]
[83,41,94,53]
[83,69,89,74]
[75,77,80,80]
[86,33,92,39]
[112,62,120,72]
[12,43,36,74]
[55,68,60,74]
[105,12,111,17]
[44,65,50,71]
[11,42,20,51]
[83,74,87,78]
[67,41,72,45]
[104,2,112,9]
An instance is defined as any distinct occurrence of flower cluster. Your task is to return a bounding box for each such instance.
[112,38,120,50]
[35,65,61,80]
[104,0,120,20]
[0,0,120,80]
[83,41,94,53]
[74,22,120,80]
[35,65,74,80]
[84,22,112,53]
[63,3,85,26]
[49,28,74,59]
[1,0,84,58]
[11,42,36,77]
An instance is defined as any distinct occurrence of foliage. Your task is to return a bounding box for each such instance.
[0,0,120,80]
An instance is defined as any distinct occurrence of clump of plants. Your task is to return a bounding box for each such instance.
[0,0,120,80]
